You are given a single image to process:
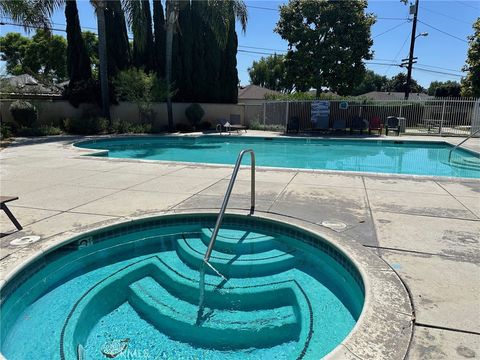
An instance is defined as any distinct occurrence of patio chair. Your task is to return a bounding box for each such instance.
[385,116,401,136]
[287,116,300,134]
[1,196,22,231]
[369,116,383,135]
[228,114,247,133]
[350,116,367,134]
[312,117,330,133]
[332,119,347,134]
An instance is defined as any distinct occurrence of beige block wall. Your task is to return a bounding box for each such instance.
[0,99,246,128]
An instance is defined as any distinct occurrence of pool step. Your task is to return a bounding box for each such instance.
[128,276,300,349]
[199,228,282,255]
[176,237,297,278]
[449,158,480,171]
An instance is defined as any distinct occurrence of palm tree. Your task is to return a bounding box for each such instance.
[0,0,62,31]
[2,0,111,120]
[164,0,248,131]
[90,0,110,121]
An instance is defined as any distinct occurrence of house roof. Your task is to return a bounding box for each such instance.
[238,85,281,100]
[2,74,62,96]
[358,91,433,101]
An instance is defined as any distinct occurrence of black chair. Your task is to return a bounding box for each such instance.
[287,116,300,133]
[385,116,401,136]
[350,116,367,134]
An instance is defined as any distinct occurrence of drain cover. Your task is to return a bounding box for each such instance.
[10,236,41,246]
[101,338,129,358]
[321,221,347,231]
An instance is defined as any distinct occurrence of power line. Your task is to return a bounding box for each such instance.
[384,33,410,76]
[416,63,465,74]
[454,0,480,10]
[417,19,468,43]
[238,45,286,53]
[373,21,410,38]
[376,17,410,21]
[0,21,66,33]
[246,4,410,21]
[237,49,276,56]
[246,5,278,12]
[420,6,471,25]
[413,66,464,78]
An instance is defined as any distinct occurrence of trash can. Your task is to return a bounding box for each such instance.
[397,117,406,133]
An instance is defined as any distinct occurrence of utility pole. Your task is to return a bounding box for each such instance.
[404,0,419,100]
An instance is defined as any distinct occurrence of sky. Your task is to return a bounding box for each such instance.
[0,0,479,88]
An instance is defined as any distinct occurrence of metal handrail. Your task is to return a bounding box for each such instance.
[204,149,255,263]
[448,129,480,162]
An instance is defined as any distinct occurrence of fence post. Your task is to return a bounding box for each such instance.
[284,101,289,133]
[399,101,403,118]
[263,102,266,130]
[440,100,446,136]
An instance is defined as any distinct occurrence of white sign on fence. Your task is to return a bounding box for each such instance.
[311,101,330,126]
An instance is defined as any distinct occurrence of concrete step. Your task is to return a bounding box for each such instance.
[128,276,300,349]
[176,237,297,278]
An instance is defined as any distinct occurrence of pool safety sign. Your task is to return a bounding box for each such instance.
[311,101,330,125]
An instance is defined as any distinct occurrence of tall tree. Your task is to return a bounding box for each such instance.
[275,0,375,96]
[174,1,194,102]
[461,17,480,97]
[82,31,99,76]
[385,72,424,94]
[203,10,222,102]
[0,30,67,82]
[127,0,155,72]
[153,0,166,78]
[350,70,388,96]
[164,0,248,130]
[221,11,239,103]
[427,80,461,97]
[188,1,207,103]
[0,0,62,31]
[65,0,91,84]
[248,54,292,93]
[104,0,130,77]
[91,0,110,120]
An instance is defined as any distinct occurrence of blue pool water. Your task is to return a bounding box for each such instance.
[0,214,364,360]
[76,136,480,179]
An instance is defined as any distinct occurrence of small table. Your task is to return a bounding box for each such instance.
[421,119,443,134]
[1,196,22,231]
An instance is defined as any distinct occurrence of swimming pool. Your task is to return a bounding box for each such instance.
[76,136,480,179]
[0,214,365,360]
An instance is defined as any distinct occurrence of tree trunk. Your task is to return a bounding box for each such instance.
[165,1,176,132]
[96,2,110,121]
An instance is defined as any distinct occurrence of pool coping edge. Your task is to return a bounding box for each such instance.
[0,209,414,360]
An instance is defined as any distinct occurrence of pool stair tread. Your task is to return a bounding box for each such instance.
[128,276,300,349]
[199,228,282,255]
[176,237,297,278]
[448,158,480,171]
[61,256,312,359]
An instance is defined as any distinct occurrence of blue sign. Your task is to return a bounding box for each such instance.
[311,101,330,127]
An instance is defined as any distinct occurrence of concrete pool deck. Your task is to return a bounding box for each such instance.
[0,132,479,359]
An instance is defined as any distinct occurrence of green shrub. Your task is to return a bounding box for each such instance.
[111,119,152,134]
[1,122,12,140]
[197,120,212,131]
[63,117,108,135]
[111,119,130,134]
[175,123,194,133]
[16,126,63,136]
[9,100,38,127]
[64,79,101,108]
[185,103,205,128]
[249,119,284,132]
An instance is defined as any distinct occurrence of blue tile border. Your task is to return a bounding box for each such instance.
[1,213,365,309]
